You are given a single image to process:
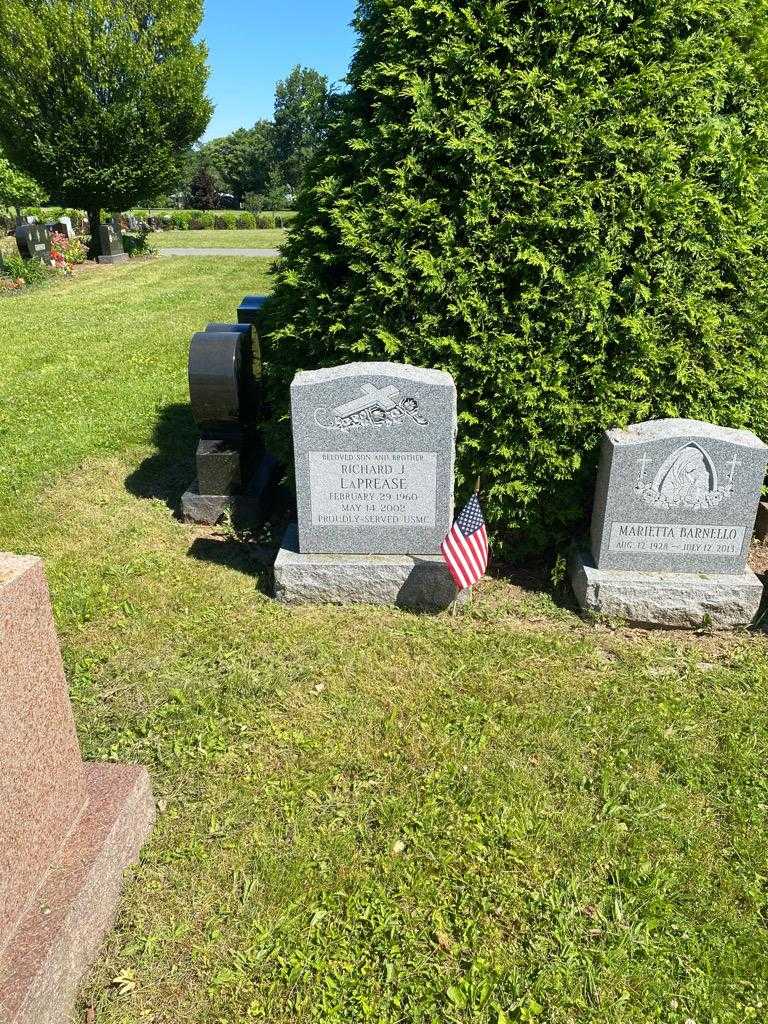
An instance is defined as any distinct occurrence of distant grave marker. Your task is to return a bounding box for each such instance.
[14,223,51,263]
[97,222,128,264]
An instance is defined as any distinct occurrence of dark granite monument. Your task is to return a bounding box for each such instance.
[182,318,277,525]
[273,362,462,610]
[14,224,51,263]
[571,419,767,627]
[0,554,154,1024]
[237,295,268,326]
[97,222,128,265]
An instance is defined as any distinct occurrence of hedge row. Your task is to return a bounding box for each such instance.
[130,210,296,230]
[1,208,295,233]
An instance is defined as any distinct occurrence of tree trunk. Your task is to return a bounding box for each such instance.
[87,208,101,259]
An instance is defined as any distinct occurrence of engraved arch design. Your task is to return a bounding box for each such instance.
[652,442,718,503]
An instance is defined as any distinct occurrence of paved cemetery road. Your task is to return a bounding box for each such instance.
[159,246,280,258]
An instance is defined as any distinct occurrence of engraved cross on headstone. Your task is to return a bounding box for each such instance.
[637,452,651,484]
[334,383,400,417]
[726,454,743,483]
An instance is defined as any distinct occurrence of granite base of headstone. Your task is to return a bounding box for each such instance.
[757,500,768,542]
[273,362,462,611]
[97,222,129,265]
[0,554,154,1024]
[570,419,767,628]
[182,320,278,526]
[181,449,280,526]
[274,524,466,610]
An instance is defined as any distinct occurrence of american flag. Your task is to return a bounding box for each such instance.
[440,492,489,591]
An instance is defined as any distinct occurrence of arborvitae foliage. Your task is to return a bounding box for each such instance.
[267,0,768,551]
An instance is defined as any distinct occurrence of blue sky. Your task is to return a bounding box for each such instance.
[200,0,359,141]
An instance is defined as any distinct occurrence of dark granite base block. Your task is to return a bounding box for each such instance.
[182,451,279,526]
[0,763,155,1024]
[273,524,465,611]
[196,439,243,496]
[97,254,129,265]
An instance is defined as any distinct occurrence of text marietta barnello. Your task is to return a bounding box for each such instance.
[616,524,740,540]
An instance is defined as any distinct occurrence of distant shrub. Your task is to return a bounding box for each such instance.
[123,227,157,258]
[214,211,238,229]
[236,212,256,229]
[189,210,215,229]
[255,212,276,229]
[169,211,192,230]
[244,192,265,213]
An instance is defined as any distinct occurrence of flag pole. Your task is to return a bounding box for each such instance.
[468,476,482,604]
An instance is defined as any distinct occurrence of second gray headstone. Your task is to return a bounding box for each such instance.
[591,418,767,575]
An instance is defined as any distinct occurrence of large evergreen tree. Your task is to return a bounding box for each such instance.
[0,0,212,255]
[268,0,768,550]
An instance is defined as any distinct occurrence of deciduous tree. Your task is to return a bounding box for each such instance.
[273,66,331,190]
[0,152,45,224]
[0,0,212,255]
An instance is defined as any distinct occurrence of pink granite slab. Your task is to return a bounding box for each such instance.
[0,554,155,1024]
[0,763,155,1024]
[0,555,88,957]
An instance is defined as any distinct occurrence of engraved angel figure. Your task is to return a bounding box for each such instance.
[657,446,712,505]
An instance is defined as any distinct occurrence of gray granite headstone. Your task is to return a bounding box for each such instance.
[291,363,456,554]
[591,419,768,575]
[52,216,75,239]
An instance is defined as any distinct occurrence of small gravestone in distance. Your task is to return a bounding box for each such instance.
[97,222,129,264]
[571,419,767,627]
[51,216,75,239]
[274,362,462,610]
[15,223,51,263]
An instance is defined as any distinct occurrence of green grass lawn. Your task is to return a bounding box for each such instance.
[152,228,287,249]
[2,260,768,1024]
